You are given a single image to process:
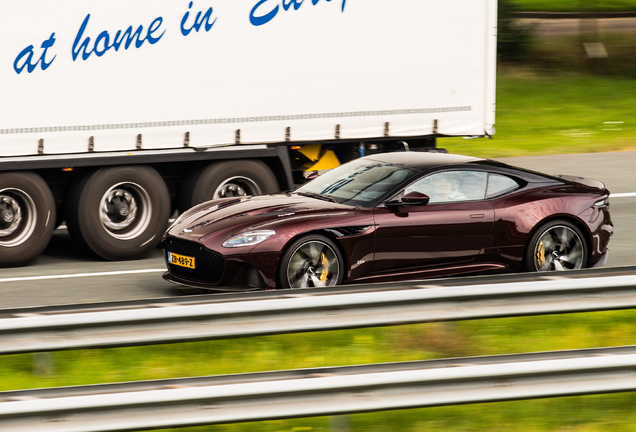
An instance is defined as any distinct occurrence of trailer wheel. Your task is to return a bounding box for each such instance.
[66,166,170,260]
[179,160,279,211]
[0,172,56,267]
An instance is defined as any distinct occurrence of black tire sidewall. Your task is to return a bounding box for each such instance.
[68,166,170,260]
[278,234,345,289]
[0,172,56,267]
[523,219,588,272]
[179,160,278,211]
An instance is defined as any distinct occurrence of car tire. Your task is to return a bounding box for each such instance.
[0,172,56,267]
[278,234,344,289]
[178,160,278,211]
[65,166,170,260]
[523,219,587,272]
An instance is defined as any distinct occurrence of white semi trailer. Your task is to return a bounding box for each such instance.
[0,0,497,266]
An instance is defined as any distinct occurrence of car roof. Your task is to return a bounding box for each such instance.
[360,152,563,183]
[361,151,482,170]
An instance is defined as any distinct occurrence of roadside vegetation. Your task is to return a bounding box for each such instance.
[511,0,636,12]
[2,2,636,431]
[444,69,636,158]
[444,0,636,158]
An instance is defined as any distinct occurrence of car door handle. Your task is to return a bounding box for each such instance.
[470,214,485,219]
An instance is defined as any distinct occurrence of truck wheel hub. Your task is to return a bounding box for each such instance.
[1,209,14,224]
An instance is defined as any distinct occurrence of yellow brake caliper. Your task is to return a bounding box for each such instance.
[319,252,329,282]
[536,241,546,268]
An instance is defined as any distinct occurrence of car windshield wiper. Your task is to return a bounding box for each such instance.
[296,191,339,203]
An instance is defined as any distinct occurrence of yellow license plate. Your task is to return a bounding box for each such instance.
[169,252,195,269]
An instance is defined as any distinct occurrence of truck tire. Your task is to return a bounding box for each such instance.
[0,172,56,267]
[65,166,170,261]
[179,160,279,211]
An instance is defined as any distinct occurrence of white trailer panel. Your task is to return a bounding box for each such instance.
[0,0,497,155]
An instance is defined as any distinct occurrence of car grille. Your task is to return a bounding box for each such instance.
[163,237,225,285]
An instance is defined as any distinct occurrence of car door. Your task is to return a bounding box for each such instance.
[371,170,495,273]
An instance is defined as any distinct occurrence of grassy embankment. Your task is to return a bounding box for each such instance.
[444,70,636,158]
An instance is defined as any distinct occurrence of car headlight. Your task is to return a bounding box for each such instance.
[222,230,276,248]
[594,198,609,207]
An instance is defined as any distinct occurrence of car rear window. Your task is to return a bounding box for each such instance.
[486,173,520,198]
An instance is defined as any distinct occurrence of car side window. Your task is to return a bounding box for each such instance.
[404,171,488,203]
[486,173,520,198]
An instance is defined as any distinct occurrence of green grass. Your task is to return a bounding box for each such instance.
[511,0,636,12]
[443,70,636,158]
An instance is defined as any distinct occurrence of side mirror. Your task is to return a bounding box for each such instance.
[401,191,430,205]
[385,191,430,207]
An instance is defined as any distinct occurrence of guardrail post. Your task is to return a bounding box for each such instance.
[329,415,351,432]
[32,352,54,375]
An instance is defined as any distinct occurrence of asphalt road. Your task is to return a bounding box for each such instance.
[1,151,634,309]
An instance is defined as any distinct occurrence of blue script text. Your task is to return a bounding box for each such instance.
[72,14,165,62]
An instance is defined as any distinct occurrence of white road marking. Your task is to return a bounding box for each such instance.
[0,269,166,283]
[612,193,636,198]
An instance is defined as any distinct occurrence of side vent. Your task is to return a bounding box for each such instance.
[324,226,372,238]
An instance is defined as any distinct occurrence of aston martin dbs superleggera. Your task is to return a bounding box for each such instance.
[162,152,613,290]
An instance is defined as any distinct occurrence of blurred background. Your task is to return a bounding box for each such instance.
[444,0,636,158]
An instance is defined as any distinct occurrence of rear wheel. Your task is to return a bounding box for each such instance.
[66,166,170,260]
[179,160,278,211]
[523,220,587,272]
[279,234,344,289]
[0,172,56,267]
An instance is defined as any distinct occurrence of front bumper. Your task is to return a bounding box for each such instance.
[162,236,278,290]
[162,271,262,292]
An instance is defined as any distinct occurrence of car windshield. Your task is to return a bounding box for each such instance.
[297,159,416,207]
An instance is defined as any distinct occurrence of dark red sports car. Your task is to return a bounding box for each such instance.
[162,152,612,290]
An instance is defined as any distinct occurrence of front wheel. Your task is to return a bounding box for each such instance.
[278,234,344,289]
[523,220,587,272]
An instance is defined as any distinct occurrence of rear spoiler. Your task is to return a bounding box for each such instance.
[555,174,606,191]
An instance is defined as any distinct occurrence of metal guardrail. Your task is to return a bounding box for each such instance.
[2,267,636,355]
[3,345,636,431]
